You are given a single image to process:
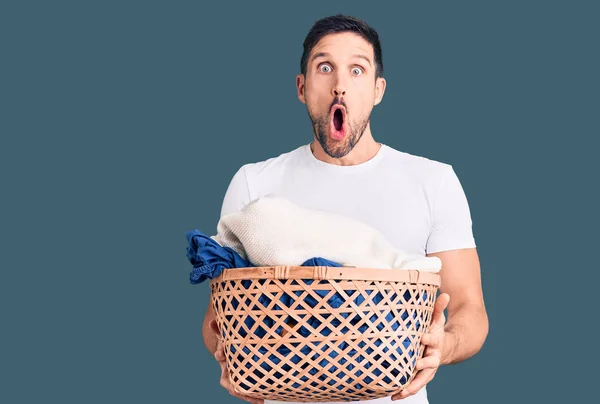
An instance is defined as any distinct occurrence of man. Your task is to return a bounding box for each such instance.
[202,14,488,404]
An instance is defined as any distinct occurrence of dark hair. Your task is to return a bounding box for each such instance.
[300,14,384,79]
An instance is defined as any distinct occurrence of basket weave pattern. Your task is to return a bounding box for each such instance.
[210,266,440,402]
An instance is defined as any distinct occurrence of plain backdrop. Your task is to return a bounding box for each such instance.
[1,1,598,403]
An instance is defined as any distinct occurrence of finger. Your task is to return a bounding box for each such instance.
[232,392,257,404]
[228,383,263,404]
[231,391,257,404]
[220,367,245,401]
[209,319,220,334]
[219,360,229,387]
[213,334,226,361]
[390,387,407,401]
[421,332,441,348]
[218,358,261,403]
[399,368,436,398]
[246,396,264,404]
[432,293,450,325]
[415,355,440,371]
[214,345,226,362]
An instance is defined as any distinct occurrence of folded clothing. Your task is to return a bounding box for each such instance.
[213,195,441,272]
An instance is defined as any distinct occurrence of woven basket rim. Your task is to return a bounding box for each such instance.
[210,266,440,286]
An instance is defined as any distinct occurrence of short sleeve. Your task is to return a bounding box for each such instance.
[220,165,252,218]
[426,165,477,254]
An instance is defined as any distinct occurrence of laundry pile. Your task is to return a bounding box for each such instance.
[187,195,441,282]
[186,229,341,284]
[211,195,441,272]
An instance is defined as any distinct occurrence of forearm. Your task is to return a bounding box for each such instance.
[441,303,488,365]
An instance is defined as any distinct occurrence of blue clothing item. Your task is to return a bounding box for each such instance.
[300,257,342,267]
[186,230,249,284]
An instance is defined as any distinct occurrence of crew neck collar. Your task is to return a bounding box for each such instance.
[304,142,388,172]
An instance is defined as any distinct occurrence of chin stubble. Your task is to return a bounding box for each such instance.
[307,106,370,159]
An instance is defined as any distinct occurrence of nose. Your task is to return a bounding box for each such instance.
[331,73,347,98]
[331,86,346,98]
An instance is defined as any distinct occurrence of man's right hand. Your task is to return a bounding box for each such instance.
[209,320,264,404]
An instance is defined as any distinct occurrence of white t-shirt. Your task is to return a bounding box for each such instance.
[219,142,477,404]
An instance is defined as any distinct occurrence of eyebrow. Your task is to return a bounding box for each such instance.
[310,52,372,67]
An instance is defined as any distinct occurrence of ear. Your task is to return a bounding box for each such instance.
[374,77,387,106]
[296,74,306,104]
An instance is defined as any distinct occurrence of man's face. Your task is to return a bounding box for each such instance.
[296,32,385,158]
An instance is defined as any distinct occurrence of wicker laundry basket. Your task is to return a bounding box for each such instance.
[210,266,440,403]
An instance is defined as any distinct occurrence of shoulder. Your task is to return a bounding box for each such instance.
[241,143,308,179]
[382,144,453,182]
[220,144,308,217]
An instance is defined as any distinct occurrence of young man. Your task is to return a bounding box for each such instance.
[203,14,488,404]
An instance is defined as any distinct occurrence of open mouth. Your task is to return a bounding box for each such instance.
[333,108,344,131]
[330,106,346,139]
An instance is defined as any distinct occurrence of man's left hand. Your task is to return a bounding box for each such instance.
[391,293,451,401]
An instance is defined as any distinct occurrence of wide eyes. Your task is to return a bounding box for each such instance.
[319,64,332,73]
[318,64,364,76]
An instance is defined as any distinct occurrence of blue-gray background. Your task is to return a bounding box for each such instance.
[1,1,598,403]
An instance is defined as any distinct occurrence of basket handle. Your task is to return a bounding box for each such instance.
[273,266,422,282]
[274,266,333,280]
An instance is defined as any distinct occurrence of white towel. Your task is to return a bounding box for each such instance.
[212,195,441,272]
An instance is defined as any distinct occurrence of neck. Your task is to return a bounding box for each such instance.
[310,123,381,166]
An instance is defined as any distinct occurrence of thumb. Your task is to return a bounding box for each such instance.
[433,293,450,324]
